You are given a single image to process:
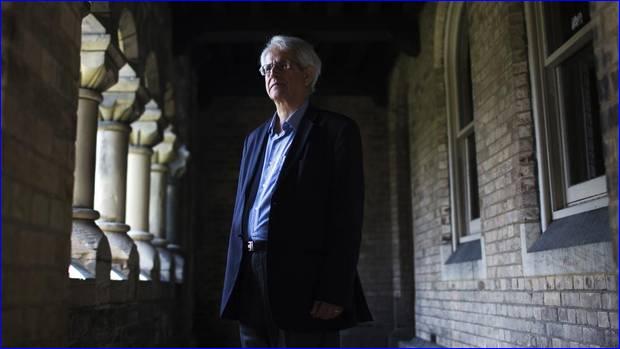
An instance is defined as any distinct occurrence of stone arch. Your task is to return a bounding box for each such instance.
[433,2,449,69]
[443,2,467,116]
[144,52,160,97]
[117,9,139,61]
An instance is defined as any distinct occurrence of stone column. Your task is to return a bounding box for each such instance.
[166,145,190,283]
[71,14,123,279]
[150,126,177,281]
[94,63,146,281]
[125,100,163,281]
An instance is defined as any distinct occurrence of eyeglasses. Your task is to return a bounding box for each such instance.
[259,60,299,76]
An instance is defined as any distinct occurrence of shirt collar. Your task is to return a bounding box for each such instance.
[268,100,309,135]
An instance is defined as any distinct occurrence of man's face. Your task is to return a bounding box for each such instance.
[263,49,313,104]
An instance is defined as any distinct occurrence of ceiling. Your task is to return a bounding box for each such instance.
[170,2,423,106]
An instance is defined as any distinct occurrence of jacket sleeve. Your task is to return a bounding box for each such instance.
[315,120,364,306]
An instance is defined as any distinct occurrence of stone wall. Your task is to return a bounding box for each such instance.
[191,96,272,346]
[67,281,183,346]
[2,3,84,346]
[389,2,618,347]
[2,3,192,346]
[315,96,392,348]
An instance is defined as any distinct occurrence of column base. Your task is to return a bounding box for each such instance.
[167,243,181,251]
[97,220,138,282]
[128,230,160,281]
[152,237,168,247]
[172,252,184,283]
[71,208,111,279]
[167,244,184,283]
[128,229,154,241]
[157,247,173,282]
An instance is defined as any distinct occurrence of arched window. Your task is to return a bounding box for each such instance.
[446,3,480,246]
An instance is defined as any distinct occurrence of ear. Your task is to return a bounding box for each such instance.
[303,66,315,87]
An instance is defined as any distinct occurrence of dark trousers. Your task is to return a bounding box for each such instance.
[238,250,340,348]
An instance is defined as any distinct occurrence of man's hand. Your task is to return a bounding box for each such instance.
[310,300,344,320]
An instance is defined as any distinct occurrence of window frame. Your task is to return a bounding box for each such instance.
[445,2,481,250]
[525,2,608,232]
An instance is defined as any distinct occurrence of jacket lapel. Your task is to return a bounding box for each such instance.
[277,106,317,183]
[241,121,270,200]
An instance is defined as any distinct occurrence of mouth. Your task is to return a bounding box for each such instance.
[270,81,285,90]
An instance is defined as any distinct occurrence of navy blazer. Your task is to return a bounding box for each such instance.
[220,105,372,331]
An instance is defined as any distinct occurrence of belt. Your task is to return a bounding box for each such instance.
[247,240,268,252]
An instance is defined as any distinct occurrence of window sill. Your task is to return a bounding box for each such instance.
[446,239,482,264]
[521,207,615,276]
[440,237,486,281]
[529,207,610,253]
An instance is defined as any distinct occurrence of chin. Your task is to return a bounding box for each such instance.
[269,92,286,101]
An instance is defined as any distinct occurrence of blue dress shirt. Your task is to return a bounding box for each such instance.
[247,101,309,241]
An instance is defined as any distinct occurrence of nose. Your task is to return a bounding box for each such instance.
[267,67,283,78]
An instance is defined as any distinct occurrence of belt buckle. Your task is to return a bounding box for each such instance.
[247,241,254,251]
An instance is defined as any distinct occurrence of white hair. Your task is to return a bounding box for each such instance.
[260,35,322,93]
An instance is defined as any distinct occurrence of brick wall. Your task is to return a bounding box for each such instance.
[469,1,534,281]
[397,3,452,343]
[389,2,618,347]
[2,3,83,346]
[67,282,181,346]
[591,2,619,264]
[386,58,416,344]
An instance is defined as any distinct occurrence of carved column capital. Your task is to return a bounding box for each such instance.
[169,144,190,179]
[99,64,143,123]
[80,14,124,92]
[152,125,177,166]
[129,99,164,147]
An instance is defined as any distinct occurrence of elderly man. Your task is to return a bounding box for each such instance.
[220,35,372,348]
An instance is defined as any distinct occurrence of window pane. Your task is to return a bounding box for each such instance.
[457,140,468,235]
[557,44,604,185]
[458,15,474,129]
[543,2,591,54]
[467,133,480,221]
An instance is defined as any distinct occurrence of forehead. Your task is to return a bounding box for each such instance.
[264,48,295,62]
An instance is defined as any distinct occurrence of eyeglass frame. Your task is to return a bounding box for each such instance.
[259,59,303,76]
